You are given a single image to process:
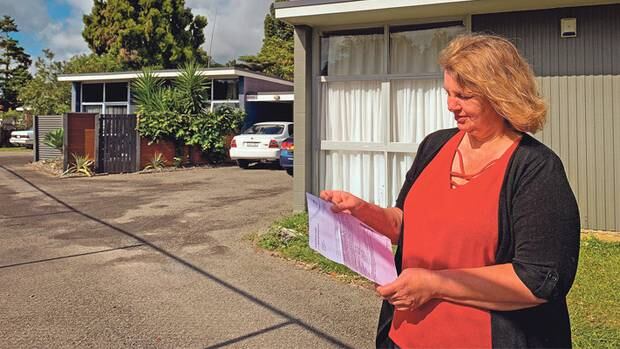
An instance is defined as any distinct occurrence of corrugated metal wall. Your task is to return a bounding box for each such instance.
[34,115,63,161]
[474,4,620,231]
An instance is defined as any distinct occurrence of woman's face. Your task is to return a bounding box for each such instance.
[443,71,503,136]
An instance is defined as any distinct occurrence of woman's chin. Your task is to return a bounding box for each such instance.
[456,122,472,132]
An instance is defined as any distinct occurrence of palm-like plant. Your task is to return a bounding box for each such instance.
[63,154,94,177]
[132,68,167,115]
[43,128,64,150]
[144,152,166,171]
[175,61,210,115]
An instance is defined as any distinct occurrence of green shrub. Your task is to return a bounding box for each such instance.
[43,128,63,150]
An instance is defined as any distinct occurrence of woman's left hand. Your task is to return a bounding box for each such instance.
[375,268,439,311]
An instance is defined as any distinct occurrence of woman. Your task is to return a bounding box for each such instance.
[320,34,580,349]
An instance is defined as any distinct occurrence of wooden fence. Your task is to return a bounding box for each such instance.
[96,114,138,174]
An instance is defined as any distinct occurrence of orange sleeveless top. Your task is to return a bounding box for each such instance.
[390,131,521,348]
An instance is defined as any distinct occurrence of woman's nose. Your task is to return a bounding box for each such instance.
[447,97,460,112]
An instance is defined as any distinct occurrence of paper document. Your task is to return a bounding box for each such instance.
[306,193,398,285]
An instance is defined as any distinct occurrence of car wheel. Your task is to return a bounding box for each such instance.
[237,160,250,169]
[286,168,294,176]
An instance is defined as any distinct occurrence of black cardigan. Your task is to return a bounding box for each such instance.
[376,128,581,349]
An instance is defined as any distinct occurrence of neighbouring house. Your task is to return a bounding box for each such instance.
[276,0,620,231]
[57,67,294,129]
[56,68,294,173]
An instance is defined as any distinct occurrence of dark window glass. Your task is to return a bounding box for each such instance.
[243,124,284,135]
[213,79,238,100]
[288,124,294,136]
[105,82,128,102]
[82,83,103,102]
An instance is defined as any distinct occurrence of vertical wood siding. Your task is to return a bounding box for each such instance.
[474,4,620,231]
[536,76,620,231]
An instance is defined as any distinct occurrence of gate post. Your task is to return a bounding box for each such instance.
[94,113,100,173]
[62,113,69,171]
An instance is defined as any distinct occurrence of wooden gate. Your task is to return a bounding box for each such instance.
[97,114,138,173]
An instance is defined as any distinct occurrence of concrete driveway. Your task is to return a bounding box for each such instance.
[0,152,379,348]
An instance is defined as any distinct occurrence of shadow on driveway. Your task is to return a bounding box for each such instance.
[0,164,354,349]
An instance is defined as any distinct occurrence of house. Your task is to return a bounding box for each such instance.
[57,67,294,129]
[275,0,620,231]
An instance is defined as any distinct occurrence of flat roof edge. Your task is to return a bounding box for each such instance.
[58,68,292,86]
[274,0,359,9]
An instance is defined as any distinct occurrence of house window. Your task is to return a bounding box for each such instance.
[81,82,131,115]
[320,27,384,76]
[213,79,239,100]
[318,22,465,207]
[105,82,128,102]
[82,83,103,102]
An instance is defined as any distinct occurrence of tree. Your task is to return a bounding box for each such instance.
[18,50,70,116]
[238,1,294,80]
[82,0,209,69]
[63,53,124,74]
[0,16,32,111]
[19,51,124,116]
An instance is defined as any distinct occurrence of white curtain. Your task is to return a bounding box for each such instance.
[325,151,386,207]
[321,26,462,208]
[322,81,384,142]
[390,26,465,74]
[105,105,128,115]
[391,79,454,144]
[82,105,102,114]
[328,34,384,76]
[389,153,414,206]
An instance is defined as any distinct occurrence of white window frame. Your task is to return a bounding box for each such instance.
[80,81,131,114]
[314,16,471,206]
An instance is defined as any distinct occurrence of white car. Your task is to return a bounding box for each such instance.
[9,129,34,148]
[230,122,293,168]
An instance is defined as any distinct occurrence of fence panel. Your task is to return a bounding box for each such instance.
[98,114,138,174]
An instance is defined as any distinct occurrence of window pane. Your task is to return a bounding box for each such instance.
[82,83,103,102]
[324,150,386,207]
[213,79,238,100]
[321,81,384,142]
[105,105,128,115]
[288,124,294,137]
[390,25,465,74]
[321,30,385,76]
[82,105,102,114]
[388,153,415,206]
[391,79,454,144]
[105,82,128,102]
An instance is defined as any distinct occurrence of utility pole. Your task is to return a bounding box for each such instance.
[207,8,217,68]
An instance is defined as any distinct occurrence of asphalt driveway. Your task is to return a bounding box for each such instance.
[0,152,378,348]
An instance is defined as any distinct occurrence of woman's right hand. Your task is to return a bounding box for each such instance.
[319,190,366,214]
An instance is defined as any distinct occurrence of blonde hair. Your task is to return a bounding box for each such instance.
[439,33,547,133]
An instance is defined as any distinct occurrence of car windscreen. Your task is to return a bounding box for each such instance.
[243,125,284,135]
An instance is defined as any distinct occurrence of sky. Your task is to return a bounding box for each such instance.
[0,0,274,68]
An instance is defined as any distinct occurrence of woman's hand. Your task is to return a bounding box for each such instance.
[320,190,366,214]
[375,268,438,311]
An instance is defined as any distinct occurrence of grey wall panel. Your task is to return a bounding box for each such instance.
[36,115,63,161]
[473,4,620,76]
[536,76,619,231]
[243,77,294,94]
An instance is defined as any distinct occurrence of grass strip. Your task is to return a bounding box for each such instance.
[0,147,30,152]
[257,212,620,348]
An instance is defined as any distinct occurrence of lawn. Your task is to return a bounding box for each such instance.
[257,213,620,348]
[0,146,30,152]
